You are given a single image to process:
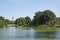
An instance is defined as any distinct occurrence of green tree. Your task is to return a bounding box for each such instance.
[0,20,5,28]
[15,17,26,26]
[0,16,5,28]
[43,10,56,25]
[32,10,56,26]
[25,16,31,26]
[32,11,43,26]
[56,17,60,25]
[0,16,4,20]
[4,19,11,27]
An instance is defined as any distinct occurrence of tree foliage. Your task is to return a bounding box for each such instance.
[15,17,26,26]
[25,16,31,26]
[56,17,60,25]
[32,10,56,26]
[0,16,13,28]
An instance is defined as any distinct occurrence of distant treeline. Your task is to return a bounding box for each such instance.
[0,10,60,28]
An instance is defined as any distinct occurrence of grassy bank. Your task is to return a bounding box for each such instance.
[33,27,57,32]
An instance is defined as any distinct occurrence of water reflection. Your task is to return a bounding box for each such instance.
[26,28,35,38]
[18,27,56,38]
[56,28,60,39]
[3,27,17,40]
[0,27,60,40]
[8,27,16,36]
[34,32,56,38]
[0,29,3,40]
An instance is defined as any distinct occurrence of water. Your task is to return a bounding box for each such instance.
[0,27,60,40]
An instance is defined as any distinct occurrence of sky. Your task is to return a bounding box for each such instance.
[0,0,60,20]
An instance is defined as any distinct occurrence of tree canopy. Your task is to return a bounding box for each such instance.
[32,10,56,26]
[0,10,59,27]
[25,16,31,26]
[15,17,26,26]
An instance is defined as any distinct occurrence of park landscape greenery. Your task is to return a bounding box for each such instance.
[0,10,60,28]
[15,10,60,27]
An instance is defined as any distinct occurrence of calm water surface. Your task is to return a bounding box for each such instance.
[0,27,60,40]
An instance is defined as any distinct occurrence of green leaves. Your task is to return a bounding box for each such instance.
[0,16,13,28]
[32,10,56,26]
[14,10,58,27]
[25,16,31,26]
[15,17,26,26]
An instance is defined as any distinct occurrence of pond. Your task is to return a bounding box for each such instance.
[0,27,60,40]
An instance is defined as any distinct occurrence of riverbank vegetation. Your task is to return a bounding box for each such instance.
[15,10,60,27]
[0,16,14,28]
[0,10,60,28]
[33,27,57,32]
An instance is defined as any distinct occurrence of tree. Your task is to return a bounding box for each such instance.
[15,17,26,26]
[0,16,4,20]
[0,20,5,28]
[43,10,56,25]
[32,11,43,26]
[43,10,56,20]
[0,16,5,27]
[25,16,31,26]
[32,10,56,26]
[56,17,60,25]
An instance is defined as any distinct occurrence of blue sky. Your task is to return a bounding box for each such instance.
[0,0,60,20]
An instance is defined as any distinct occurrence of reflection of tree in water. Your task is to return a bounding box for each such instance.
[19,27,56,39]
[34,32,56,38]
